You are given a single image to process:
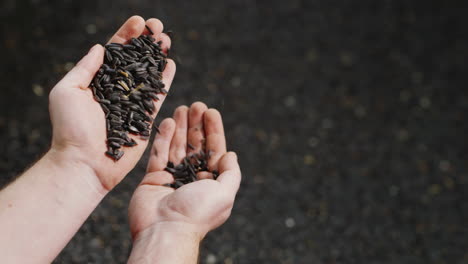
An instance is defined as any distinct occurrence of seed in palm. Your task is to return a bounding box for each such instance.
[90,33,169,161]
[163,150,220,189]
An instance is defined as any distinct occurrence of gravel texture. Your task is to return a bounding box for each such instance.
[0,0,467,263]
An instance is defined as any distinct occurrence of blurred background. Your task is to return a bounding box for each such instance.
[1,0,467,263]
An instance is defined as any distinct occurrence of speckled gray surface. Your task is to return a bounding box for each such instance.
[0,0,467,263]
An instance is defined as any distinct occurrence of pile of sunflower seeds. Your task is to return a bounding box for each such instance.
[164,149,219,189]
[90,31,167,160]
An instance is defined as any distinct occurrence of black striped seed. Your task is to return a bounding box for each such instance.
[91,34,169,161]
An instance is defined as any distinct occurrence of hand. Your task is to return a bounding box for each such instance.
[128,102,242,241]
[47,16,176,191]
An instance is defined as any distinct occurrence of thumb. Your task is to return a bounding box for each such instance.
[216,152,242,196]
[56,44,104,90]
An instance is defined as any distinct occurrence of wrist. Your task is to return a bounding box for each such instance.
[135,222,204,244]
[129,222,204,264]
[0,147,108,263]
[45,147,108,197]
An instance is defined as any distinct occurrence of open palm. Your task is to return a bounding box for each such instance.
[48,16,175,190]
[128,103,241,239]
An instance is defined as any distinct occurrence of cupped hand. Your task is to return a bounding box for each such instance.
[48,16,176,191]
[128,102,242,240]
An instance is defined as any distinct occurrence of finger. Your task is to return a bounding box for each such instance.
[204,109,227,171]
[151,59,176,118]
[145,18,164,37]
[157,33,172,54]
[187,102,208,154]
[140,171,175,186]
[147,118,176,173]
[145,18,171,56]
[169,106,189,163]
[56,44,104,90]
[216,152,241,195]
[107,16,145,44]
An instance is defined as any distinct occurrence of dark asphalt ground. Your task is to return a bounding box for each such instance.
[1,0,467,263]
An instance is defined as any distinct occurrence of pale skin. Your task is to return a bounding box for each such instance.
[128,104,241,263]
[0,16,241,264]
